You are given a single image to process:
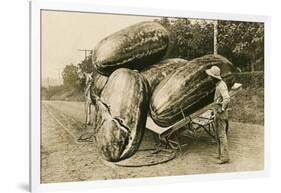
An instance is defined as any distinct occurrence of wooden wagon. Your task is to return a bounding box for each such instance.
[146,83,242,153]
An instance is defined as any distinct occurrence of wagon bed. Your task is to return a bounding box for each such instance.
[145,83,242,153]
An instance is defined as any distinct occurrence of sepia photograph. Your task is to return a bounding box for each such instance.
[40,9,265,184]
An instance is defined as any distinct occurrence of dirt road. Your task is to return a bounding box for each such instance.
[41,100,264,183]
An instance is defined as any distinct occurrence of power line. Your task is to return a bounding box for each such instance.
[77,49,93,60]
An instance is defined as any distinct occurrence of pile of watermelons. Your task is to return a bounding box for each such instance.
[89,21,237,162]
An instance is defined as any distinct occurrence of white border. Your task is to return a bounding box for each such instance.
[30,1,271,192]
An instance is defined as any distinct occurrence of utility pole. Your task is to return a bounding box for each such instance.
[57,69,61,84]
[213,20,218,55]
[47,77,50,90]
[77,49,93,60]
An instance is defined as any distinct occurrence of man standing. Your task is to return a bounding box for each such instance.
[206,66,230,164]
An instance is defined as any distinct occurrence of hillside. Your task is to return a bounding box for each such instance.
[229,72,264,125]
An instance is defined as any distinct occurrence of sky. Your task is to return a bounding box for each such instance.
[41,10,159,83]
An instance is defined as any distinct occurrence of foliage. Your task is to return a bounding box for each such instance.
[41,85,65,100]
[78,55,94,74]
[218,21,264,71]
[155,17,264,72]
[61,64,80,90]
[77,55,96,90]
[156,17,213,60]
[234,71,264,89]
[228,72,264,124]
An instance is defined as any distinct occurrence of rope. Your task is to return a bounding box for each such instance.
[113,148,177,167]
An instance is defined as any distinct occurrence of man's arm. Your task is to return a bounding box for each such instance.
[220,83,230,111]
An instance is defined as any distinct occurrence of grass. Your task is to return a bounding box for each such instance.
[41,86,84,101]
[229,71,264,125]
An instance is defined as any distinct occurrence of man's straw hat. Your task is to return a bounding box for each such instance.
[205,66,222,80]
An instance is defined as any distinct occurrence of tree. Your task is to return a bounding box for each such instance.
[62,64,80,90]
[155,17,264,72]
[218,21,264,71]
[77,55,94,74]
[76,54,96,91]
[155,17,213,60]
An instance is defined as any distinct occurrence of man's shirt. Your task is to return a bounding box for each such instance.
[214,80,230,112]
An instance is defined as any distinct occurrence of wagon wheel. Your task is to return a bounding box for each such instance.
[203,123,216,140]
[158,135,177,150]
[167,139,180,150]
[206,120,229,139]
[166,132,182,151]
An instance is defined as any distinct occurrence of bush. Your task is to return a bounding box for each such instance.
[234,71,264,88]
[229,72,264,125]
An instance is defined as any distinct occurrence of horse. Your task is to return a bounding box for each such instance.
[84,72,94,127]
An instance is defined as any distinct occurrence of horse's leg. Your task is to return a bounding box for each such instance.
[86,101,92,126]
[88,103,92,125]
[85,101,89,126]
[92,103,96,129]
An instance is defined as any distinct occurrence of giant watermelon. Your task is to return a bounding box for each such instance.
[150,54,237,127]
[141,58,188,91]
[93,21,169,76]
[95,68,150,161]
